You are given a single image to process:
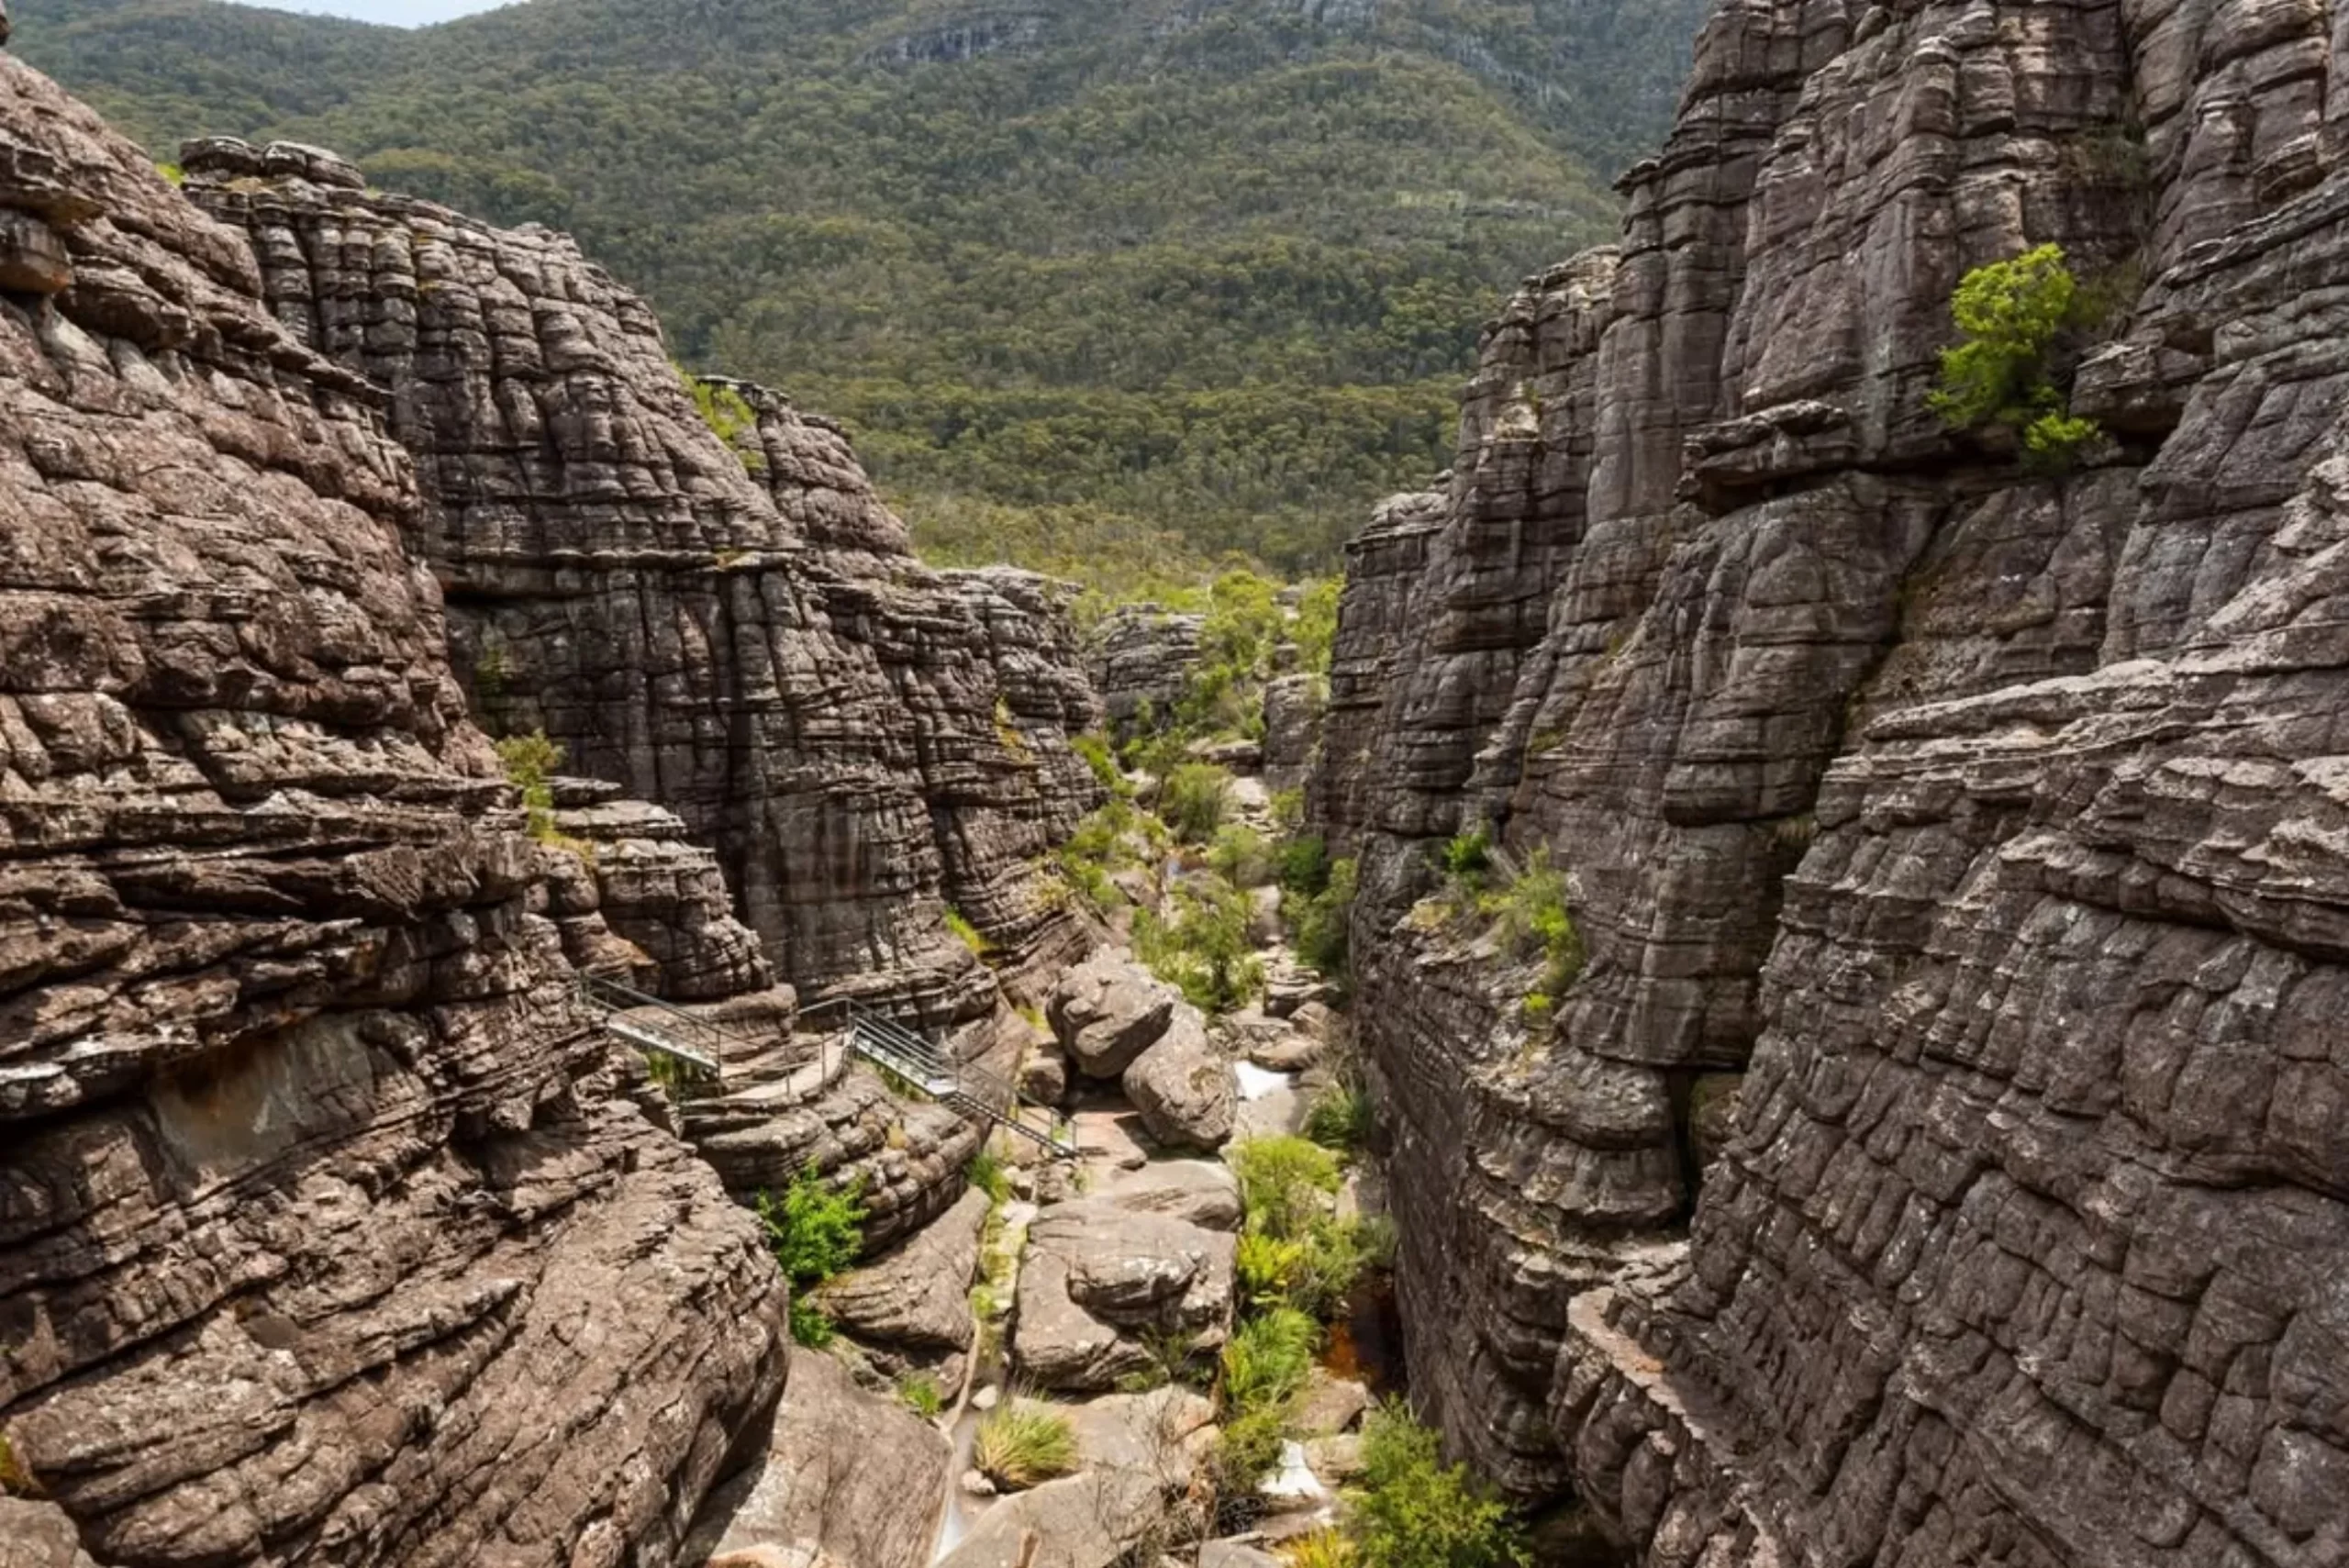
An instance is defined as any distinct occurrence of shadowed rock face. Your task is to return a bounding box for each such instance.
[0,56,787,1568]
[173,138,1102,1023]
[1311,0,2349,1558]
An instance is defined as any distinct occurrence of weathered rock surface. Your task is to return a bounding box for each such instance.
[685,1350,949,1568]
[940,1388,1209,1568]
[1258,672,1323,795]
[1011,1200,1237,1392]
[175,138,1103,1022]
[1086,1158,1244,1232]
[1309,0,2349,1559]
[1121,1007,1237,1151]
[0,57,787,1568]
[1049,949,1179,1078]
[1089,604,1200,741]
[820,1185,990,1351]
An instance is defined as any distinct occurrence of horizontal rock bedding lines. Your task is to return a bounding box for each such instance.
[1304,0,2349,1560]
[0,55,792,1568]
[173,134,1105,1026]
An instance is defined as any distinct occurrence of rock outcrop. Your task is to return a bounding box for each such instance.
[1121,1008,1236,1152]
[1089,605,1200,741]
[1011,1199,1237,1393]
[173,138,1103,1023]
[1310,0,2349,1561]
[685,1350,950,1568]
[1049,950,1180,1079]
[0,57,788,1568]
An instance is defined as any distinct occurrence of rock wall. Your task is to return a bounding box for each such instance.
[1089,603,1202,742]
[174,139,1102,1022]
[0,57,788,1568]
[1312,0,2349,1560]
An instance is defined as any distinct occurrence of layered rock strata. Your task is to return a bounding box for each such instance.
[1089,604,1201,740]
[175,139,1103,1022]
[0,58,787,1568]
[1312,0,2349,1560]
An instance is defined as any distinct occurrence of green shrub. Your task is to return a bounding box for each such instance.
[1162,762,1234,843]
[1293,578,1342,676]
[1351,1401,1527,1568]
[494,730,562,838]
[1072,731,1128,795]
[1303,1081,1371,1155]
[1270,786,1308,832]
[1231,1135,1342,1240]
[1928,243,2102,468]
[1520,992,1554,1029]
[1482,848,1583,998]
[900,1374,946,1419]
[1286,1532,1358,1568]
[944,906,991,957]
[1237,1230,1309,1307]
[756,1162,867,1348]
[1275,833,1331,896]
[974,1402,1079,1490]
[1054,799,1149,914]
[682,370,766,472]
[1286,855,1356,981]
[1211,1402,1293,1494]
[967,1149,1012,1205]
[1135,879,1264,1012]
[1208,822,1274,887]
[1222,1306,1319,1414]
[1441,827,1492,879]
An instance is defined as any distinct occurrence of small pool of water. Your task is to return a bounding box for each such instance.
[1320,1276,1407,1396]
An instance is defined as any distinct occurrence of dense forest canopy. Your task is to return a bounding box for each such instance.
[22,0,1708,590]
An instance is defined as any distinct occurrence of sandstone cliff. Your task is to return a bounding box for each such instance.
[1311,0,2349,1562]
[174,137,1102,1024]
[0,57,789,1567]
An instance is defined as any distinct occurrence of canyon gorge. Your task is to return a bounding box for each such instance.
[5,0,2349,1562]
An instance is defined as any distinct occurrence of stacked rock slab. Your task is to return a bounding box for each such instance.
[0,58,787,1568]
[1310,0,2349,1560]
[176,139,1102,1023]
[1089,603,1202,741]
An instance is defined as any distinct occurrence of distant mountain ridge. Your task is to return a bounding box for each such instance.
[19,0,1710,587]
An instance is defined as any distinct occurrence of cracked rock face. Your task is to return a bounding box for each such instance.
[174,138,1102,1024]
[0,57,785,1568]
[1310,0,2349,1558]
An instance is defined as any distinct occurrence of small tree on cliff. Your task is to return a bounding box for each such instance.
[1928,243,2101,468]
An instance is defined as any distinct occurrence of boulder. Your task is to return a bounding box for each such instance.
[1090,1159,1244,1231]
[683,1349,950,1568]
[1019,1037,1071,1103]
[1012,1200,1236,1392]
[935,1468,1161,1568]
[818,1185,990,1351]
[1246,1030,1321,1073]
[1198,1544,1286,1568]
[1290,1369,1371,1437]
[1050,951,1179,1077]
[1123,1009,1236,1151]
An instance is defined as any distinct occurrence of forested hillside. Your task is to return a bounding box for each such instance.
[22,0,1708,588]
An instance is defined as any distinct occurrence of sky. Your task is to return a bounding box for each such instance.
[244,0,508,23]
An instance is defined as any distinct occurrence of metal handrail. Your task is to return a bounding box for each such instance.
[844,1003,1074,1156]
[575,973,753,1081]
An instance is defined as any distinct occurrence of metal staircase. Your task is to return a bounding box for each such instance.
[576,973,741,1084]
[577,976,1074,1158]
[847,1005,1076,1158]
